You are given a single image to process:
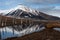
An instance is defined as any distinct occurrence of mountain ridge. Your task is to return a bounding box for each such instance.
[6,5,60,20]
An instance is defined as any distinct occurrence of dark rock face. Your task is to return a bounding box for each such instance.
[6,9,60,20]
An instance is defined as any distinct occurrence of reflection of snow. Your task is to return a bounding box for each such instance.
[1,26,60,39]
[53,28,60,31]
[17,25,45,37]
[0,25,45,40]
[0,27,19,39]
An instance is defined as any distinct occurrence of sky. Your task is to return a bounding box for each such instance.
[0,0,60,17]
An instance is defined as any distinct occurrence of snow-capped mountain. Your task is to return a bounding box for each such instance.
[6,5,60,20]
[1,5,60,39]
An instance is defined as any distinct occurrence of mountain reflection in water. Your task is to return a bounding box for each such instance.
[0,25,45,39]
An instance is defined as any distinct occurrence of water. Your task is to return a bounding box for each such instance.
[53,28,60,31]
[0,25,45,40]
[0,27,19,39]
[0,25,60,40]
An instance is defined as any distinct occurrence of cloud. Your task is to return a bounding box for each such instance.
[38,5,55,11]
[26,0,60,4]
[5,1,15,6]
[0,10,10,14]
[54,6,60,9]
[35,5,60,17]
[0,0,16,6]
[44,10,60,17]
[0,8,15,14]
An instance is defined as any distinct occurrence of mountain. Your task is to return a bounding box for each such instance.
[6,5,60,20]
[2,5,60,39]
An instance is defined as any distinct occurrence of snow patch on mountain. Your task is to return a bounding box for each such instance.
[7,5,40,15]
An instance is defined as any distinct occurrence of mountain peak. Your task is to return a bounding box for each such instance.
[14,5,33,12]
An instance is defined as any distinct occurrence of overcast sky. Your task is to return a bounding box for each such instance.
[0,0,60,17]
